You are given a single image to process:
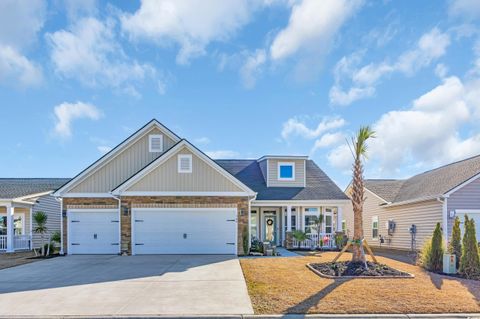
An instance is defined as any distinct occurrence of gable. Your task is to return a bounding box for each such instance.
[67,126,178,194]
[124,146,245,193]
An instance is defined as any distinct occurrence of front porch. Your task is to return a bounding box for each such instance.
[0,204,32,252]
[249,202,346,251]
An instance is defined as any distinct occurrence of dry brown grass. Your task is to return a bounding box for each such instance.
[240,252,480,314]
[0,251,37,270]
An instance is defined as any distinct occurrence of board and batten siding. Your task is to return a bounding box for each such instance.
[31,195,61,248]
[126,147,244,193]
[69,127,177,193]
[267,159,305,187]
[345,188,443,251]
[447,176,480,236]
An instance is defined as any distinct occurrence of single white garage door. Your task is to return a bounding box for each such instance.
[68,209,120,254]
[456,210,480,240]
[132,208,237,255]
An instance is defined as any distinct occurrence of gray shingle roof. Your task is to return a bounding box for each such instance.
[364,179,405,202]
[0,178,71,199]
[364,154,480,204]
[215,159,349,201]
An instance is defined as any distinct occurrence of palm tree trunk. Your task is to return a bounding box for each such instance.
[351,157,366,263]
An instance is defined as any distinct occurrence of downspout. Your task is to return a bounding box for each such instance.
[437,196,449,250]
[110,193,122,255]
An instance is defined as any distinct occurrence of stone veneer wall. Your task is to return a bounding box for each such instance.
[62,196,249,255]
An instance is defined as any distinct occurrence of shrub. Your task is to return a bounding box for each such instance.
[419,223,444,272]
[459,216,480,279]
[242,226,249,256]
[292,230,307,249]
[448,216,462,269]
[335,233,348,250]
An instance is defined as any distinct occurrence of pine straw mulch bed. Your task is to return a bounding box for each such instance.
[308,261,413,278]
[0,251,38,270]
[240,252,480,314]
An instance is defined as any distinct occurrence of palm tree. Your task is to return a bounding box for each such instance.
[350,126,375,263]
[33,211,48,256]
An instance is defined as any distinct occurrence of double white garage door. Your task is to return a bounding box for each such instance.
[68,208,237,255]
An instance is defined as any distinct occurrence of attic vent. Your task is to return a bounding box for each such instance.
[178,154,192,173]
[149,135,163,153]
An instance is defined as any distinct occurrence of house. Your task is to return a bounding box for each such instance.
[344,155,480,251]
[53,119,349,255]
[0,178,69,252]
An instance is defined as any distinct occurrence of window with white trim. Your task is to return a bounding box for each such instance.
[284,208,297,232]
[178,154,192,173]
[149,134,163,153]
[304,207,319,234]
[278,162,295,180]
[372,216,379,239]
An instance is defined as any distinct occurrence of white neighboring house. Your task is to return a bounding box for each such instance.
[0,178,70,253]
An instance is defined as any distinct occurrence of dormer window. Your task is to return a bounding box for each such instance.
[278,162,295,180]
[178,154,192,173]
[149,134,163,153]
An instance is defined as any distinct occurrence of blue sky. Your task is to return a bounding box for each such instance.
[1,0,480,189]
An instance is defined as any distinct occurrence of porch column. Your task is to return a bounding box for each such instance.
[286,205,292,232]
[337,206,343,232]
[6,204,14,253]
[29,207,33,250]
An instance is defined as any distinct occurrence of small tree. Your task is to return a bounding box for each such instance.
[420,223,443,272]
[292,230,307,249]
[459,216,480,279]
[448,216,462,269]
[33,211,48,256]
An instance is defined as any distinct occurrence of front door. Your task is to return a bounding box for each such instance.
[263,213,277,244]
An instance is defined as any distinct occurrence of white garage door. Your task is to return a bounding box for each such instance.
[456,210,480,240]
[132,208,237,255]
[68,209,120,254]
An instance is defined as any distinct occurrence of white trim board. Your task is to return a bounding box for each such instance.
[120,191,251,197]
[53,120,181,197]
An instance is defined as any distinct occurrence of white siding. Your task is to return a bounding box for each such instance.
[126,147,244,193]
[32,195,61,248]
[267,159,305,187]
[69,127,177,193]
[344,188,443,251]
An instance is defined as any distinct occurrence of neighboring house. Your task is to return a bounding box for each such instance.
[0,178,69,252]
[53,119,349,255]
[344,155,480,251]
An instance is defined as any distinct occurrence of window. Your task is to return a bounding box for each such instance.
[149,134,163,153]
[372,216,379,239]
[0,214,24,235]
[304,207,319,234]
[325,215,333,234]
[178,154,192,173]
[250,210,258,240]
[284,212,297,232]
[341,220,346,232]
[278,162,295,180]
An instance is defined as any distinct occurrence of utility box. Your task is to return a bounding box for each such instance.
[443,254,456,274]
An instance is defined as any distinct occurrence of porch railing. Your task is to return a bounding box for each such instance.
[0,235,31,251]
[292,233,336,249]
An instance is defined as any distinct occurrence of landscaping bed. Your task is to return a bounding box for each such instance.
[308,261,413,278]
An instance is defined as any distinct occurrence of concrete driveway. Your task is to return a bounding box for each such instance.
[0,255,253,317]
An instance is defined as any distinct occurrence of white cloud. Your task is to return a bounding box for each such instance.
[205,150,240,159]
[121,0,259,64]
[53,102,102,139]
[326,144,352,172]
[312,132,345,153]
[281,116,346,140]
[240,49,267,89]
[97,145,112,154]
[46,17,157,95]
[270,0,363,61]
[449,0,480,20]
[0,46,42,87]
[330,28,451,105]
[0,0,45,87]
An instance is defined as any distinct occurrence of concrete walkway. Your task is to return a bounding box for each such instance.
[0,255,253,317]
